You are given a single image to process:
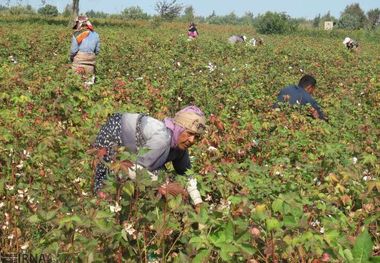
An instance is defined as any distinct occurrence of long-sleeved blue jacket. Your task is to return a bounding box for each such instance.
[274,85,326,120]
[70,31,100,58]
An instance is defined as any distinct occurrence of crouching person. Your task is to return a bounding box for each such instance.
[343,37,359,51]
[70,16,100,84]
[93,106,207,211]
[248,37,263,46]
[188,22,199,40]
[273,74,327,121]
[228,35,246,44]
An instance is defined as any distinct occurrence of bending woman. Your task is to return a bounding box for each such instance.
[93,105,206,207]
[70,16,100,81]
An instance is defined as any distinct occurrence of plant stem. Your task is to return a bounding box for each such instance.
[164,230,183,260]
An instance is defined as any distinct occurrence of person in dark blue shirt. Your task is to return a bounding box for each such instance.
[274,75,326,120]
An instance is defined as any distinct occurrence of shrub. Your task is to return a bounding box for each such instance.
[38,4,58,17]
[8,5,35,15]
[338,3,366,30]
[121,6,149,20]
[255,11,298,34]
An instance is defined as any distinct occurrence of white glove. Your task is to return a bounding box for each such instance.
[187,178,203,205]
[128,164,158,181]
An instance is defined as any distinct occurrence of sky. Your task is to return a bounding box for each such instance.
[12,0,380,19]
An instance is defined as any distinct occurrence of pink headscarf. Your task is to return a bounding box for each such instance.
[73,16,94,31]
[164,106,204,148]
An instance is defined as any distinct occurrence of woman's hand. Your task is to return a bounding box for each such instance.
[158,182,189,200]
[97,191,108,199]
[96,191,111,205]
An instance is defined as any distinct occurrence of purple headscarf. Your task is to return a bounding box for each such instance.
[164,106,204,148]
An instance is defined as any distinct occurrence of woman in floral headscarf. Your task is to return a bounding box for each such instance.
[92,106,207,210]
[70,16,100,83]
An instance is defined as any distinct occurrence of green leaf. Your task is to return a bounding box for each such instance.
[189,236,205,250]
[343,248,354,262]
[219,244,238,261]
[58,215,82,230]
[95,210,113,219]
[228,195,242,205]
[237,243,257,255]
[0,178,5,195]
[283,215,298,227]
[46,241,59,254]
[94,219,111,232]
[122,181,135,196]
[191,249,210,263]
[272,198,283,213]
[121,229,128,241]
[369,257,380,263]
[324,230,340,245]
[45,210,57,221]
[362,154,377,166]
[266,218,281,231]
[210,231,225,247]
[367,181,380,194]
[352,228,373,263]
[224,221,234,242]
[59,215,82,224]
[28,214,41,224]
[199,205,209,224]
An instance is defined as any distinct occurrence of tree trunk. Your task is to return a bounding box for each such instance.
[72,0,79,21]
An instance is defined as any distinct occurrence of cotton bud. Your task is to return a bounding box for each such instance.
[363,203,374,213]
[250,227,261,238]
[110,202,121,213]
[321,252,330,262]
[207,146,218,152]
[21,242,29,250]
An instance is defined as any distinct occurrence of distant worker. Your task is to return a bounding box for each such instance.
[248,37,264,46]
[274,75,326,120]
[93,105,207,210]
[70,16,100,84]
[343,37,359,51]
[188,22,199,40]
[228,35,246,44]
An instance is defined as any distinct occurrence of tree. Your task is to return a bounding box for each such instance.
[321,11,336,22]
[224,12,239,25]
[86,9,109,19]
[339,13,363,29]
[155,0,183,21]
[182,5,194,22]
[62,4,71,17]
[240,11,254,26]
[0,5,8,12]
[313,14,321,28]
[208,10,216,19]
[72,0,79,19]
[9,5,35,15]
[366,8,380,29]
[338,3,366,29]
[38,4,58,16]
[255,12,298,34]
[121,6,149,20]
